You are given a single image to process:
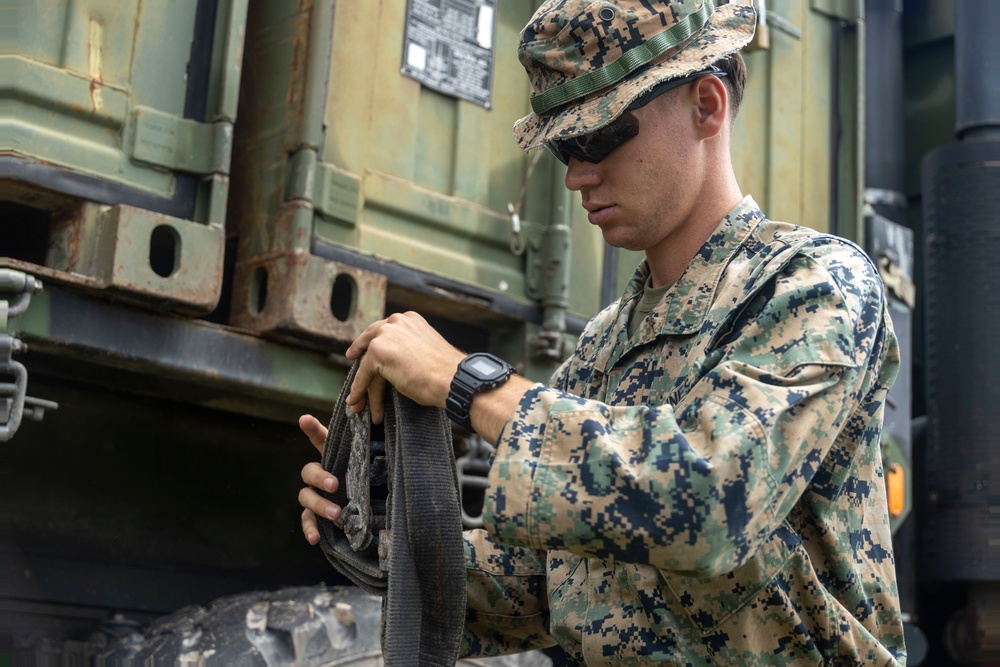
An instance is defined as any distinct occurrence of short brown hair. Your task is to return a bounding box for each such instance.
[714,51,747,120]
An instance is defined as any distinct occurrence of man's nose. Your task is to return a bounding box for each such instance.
[563,158,602,192]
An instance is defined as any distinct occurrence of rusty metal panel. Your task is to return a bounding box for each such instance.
[229,0,606,349]
[7,203,226,314]
[230,0,854,346]
[229,248,387,345]
[319,0,590,309]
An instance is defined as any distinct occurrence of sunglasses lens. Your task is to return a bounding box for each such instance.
[545,142,571,166]
[545,113,640,166]
[585,114,639,161]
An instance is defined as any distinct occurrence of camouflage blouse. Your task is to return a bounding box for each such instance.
[460,197,906,666]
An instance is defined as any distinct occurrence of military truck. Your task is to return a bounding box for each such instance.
[1,0,996,664]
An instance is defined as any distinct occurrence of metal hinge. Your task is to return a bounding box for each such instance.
[131,106,234,175]
[1,270,58,442]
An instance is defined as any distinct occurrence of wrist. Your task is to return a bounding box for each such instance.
[469,375,533,443]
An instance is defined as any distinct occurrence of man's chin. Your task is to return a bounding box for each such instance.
[602,230,645,253]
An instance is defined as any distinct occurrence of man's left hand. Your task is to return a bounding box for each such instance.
[345,311,465,424]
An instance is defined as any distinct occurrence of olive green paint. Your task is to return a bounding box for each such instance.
[4,0,246,225]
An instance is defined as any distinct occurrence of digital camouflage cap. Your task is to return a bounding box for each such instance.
[513,0,757,151]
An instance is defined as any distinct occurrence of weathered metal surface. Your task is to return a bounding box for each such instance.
[812,0,864,20]
[9,286,347,421]
[2,0,246,317]
[228,0,608,345]
[318,0,606,319]
[735,0,840,235]
[313,162,362,225]
[19,203,226,314]
[2,1,245,206]
[230,246,387,345]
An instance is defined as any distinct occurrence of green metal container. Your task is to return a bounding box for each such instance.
[228,0,603,371]
[1,0,248,313]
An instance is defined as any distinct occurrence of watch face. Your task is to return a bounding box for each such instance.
[467,355,503,379]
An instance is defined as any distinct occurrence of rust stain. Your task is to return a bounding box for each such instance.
[287,30,307,110]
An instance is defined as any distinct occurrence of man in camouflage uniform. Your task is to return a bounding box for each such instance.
[299,0,906,664]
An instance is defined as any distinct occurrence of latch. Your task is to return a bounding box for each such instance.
[1,269,58,442]
[745,1,803,51]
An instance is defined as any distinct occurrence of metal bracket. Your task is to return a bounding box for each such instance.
[0,269,57,441]
[768,11,803,39]
[811,0,863,21]
[455,435,493,529]
[131,106,234,175]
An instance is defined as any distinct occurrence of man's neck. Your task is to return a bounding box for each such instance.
[646,173,743,288]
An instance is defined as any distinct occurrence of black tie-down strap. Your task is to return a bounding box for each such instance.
[317,361,466,666]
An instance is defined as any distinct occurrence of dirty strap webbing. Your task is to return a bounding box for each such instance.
[317,361,466,666]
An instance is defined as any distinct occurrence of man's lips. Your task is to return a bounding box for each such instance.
[584,202,616,225]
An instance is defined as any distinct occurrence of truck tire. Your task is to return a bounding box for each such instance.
[95,584,551,666]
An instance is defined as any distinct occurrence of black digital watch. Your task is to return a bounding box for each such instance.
[445,352,515,431]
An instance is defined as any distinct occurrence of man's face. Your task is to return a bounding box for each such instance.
[563,84,704,254]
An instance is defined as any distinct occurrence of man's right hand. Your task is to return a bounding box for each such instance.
[297,414,341,545]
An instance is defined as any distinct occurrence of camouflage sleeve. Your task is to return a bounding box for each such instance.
[460,528,555,656]
[484,246,886,577]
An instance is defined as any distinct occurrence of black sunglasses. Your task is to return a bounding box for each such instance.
[545,68,727,166]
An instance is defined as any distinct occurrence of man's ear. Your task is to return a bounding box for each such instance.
[692,75,728,139]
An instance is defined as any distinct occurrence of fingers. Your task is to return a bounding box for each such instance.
[343,310,458,421]
[298,414,328,454]
[345,316,388,360]
[299,458,339,547]
[302,508,320,545]
[346,351,387,424]
[368,376,386,424]
[349,375,385,424]
[301,461,337,493]
[298,485,341,522]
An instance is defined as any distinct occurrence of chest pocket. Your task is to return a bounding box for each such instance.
[661,523,801,634]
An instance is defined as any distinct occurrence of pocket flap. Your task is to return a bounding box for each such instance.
[664,523,801,634]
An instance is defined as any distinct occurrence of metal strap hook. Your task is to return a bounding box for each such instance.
[506,149,545,257]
